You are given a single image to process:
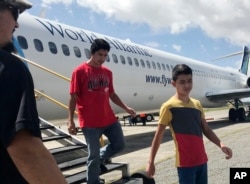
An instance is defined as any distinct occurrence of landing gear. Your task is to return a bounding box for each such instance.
[228,99,246,122]
[229,108,237,121]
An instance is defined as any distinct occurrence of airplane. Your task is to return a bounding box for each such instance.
[12,13,250,122]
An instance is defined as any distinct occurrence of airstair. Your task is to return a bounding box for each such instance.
[40,117,142,184]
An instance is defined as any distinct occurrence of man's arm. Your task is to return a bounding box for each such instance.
[201,118,233,159]
[110,92,136,116]
[67,93,77,135]
[7,130,67,184]
[146,124,166,177]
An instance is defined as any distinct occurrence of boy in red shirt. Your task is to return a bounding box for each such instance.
[68,38,135,184]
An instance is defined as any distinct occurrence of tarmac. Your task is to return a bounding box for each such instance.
[52,109,250,184]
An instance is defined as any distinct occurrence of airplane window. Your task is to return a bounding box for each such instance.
[127,57,132,66]
[48,42,57,54]
[166,64,170,71]
[134,58,139,67]
[140,59,145,68]
[112,54,118,63]
[84,48,91,59]
[161,63,166,71]
[157,62,161,70]
[34,39,44,52]
[106,54,110,62]
[120,55,126,65]
[17,36,28,49]
[152,61,156,69]
[62,44,70,56]
[74,46,81,58]
[170,65,174,70]
[146,60,151,68]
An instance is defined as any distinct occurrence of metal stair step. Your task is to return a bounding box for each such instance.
[39,118,131,183]
[50,145,87,155]
[58,157,88,171]
[40,124,54,130]
[65,170,87,184]
[42,134,71,142]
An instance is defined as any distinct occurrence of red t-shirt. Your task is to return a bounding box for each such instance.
[70,62,117,128]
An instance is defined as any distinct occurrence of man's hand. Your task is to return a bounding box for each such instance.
[126,107,136,117]
[67,121,77,135]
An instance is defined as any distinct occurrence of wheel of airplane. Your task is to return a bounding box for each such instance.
[229,108,237,122]
[237,107,246,121]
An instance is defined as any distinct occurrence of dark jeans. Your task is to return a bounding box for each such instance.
[82,122,125,184]
[177,163,208,184]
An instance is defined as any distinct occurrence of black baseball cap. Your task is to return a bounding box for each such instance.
[0,0,32,13]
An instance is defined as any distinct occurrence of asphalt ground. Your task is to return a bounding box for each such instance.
[52,109,250,184]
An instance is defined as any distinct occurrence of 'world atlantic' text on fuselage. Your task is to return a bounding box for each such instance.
[35,18,152,58]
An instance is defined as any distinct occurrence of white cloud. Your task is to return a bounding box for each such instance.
[144,41,160,48]
[41,0,250,46]
[42,0,73,5]
[172,44,182,52]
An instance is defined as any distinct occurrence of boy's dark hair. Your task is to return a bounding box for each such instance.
[90,38,110,54]
[172,64,192,81]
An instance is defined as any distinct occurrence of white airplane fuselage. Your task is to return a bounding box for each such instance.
[13,14,248,120]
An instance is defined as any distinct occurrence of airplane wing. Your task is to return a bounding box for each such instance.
[206,88,250,102]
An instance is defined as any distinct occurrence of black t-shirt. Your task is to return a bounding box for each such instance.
[0,46,41,183]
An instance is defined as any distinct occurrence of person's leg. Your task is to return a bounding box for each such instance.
[82,128,103,184]
[142,117,146,126]
[196,163,208,184]
[177,166,196,184]
[100,122,125,161]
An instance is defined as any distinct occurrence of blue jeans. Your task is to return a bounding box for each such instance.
[177,163,208,184]
[82,122,125,184]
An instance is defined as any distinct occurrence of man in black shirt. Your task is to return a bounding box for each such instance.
[0,0,67,183]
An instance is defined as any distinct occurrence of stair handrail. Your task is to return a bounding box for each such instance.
[11,53,76,113]
[12,53,71,82]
